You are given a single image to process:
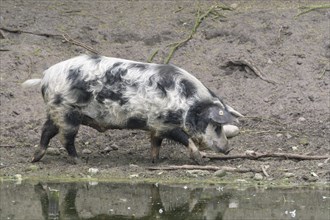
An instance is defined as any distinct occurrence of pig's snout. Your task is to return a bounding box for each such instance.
[209,138,230,155]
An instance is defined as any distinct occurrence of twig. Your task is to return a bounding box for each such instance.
[0,144,16,148]
[147,165,260,173]
[261,165,270,177]
[61,32,99,54]
[223,58,277,84]
[318,63,329,79]
[295,4,330,18]
[147,49,159,63]
[0,27,99,54]
[240,129,300,137]
[0,27,61,37]
[204,151,329,161]
[149,4,231,63]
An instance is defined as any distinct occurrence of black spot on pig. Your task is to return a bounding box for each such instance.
[163,128,189,146]
[129,63,148,71]
[157,64,181,77]
[65,110,81,127]
[164,110,184,125]
[126,117,147,129]
[104,63,127,85]
[67,67,93,104]
[96,87,128,105]
[180,79,196,98]
[186,101,215,133]
[53,94,63,105]
[89,54,102,64]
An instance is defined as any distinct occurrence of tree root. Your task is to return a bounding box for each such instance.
[204,151,329,161]
[147,165,261,173]
[0,27,99,54]
[223,58,277,84]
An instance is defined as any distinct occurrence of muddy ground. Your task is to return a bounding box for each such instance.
[0,0,329,185]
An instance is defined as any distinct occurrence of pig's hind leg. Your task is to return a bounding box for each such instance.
[58,109,82,164]
[31,115,59,162]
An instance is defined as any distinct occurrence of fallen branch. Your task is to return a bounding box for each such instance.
[223,58,277,84]
[295,4,330,18]
[204,151,329,161]
[0,27,99,54]
[147,165,260,173]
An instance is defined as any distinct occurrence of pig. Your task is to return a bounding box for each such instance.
[22,54,243,164]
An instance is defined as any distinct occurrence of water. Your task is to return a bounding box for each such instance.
[0,180,329,220]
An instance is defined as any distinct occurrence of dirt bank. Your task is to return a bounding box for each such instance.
[0,0,329,184]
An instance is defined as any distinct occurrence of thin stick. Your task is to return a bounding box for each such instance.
[204,152,329,161]
[147,165,260,173]
[0,27,61,37]
[0,27,99,54]
[61,32,99,54]
[261,165,270,177]
[295,4,330,18]
[224,59,277,84]
[147,49,159,63]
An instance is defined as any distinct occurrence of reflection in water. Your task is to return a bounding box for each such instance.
[0,181,329,220]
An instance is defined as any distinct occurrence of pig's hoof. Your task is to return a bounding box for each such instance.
[190,151,204,165]
[31,149,46,163]
[68,157,82,165]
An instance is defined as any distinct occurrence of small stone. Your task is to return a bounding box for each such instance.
[82,149,92,154]
[298,117,306,122]
[310,172,318,177]
[129,174,139,178]
[47,147,60,155]
[308,95,315,102]
[111,144,119,150]
[317,163,324,167]
[230,3,238,9]
[14,174,22,180]
[213,169,226,178]
[298,137,309,146]
[284,172,295,178]
[101,146,112,154]
[25,165,38,172]
[292,146,298,151]
[286,133,293,139]
[84,141,90,145]
[88,168,99,175]
[254,173,263,181]
[276,133,283,138]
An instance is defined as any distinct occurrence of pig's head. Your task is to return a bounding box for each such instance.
[186,101,239,154]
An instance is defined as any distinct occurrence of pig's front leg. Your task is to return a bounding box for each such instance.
[150,132,163,163]
[187,139,203,165]
[164,128,204,165]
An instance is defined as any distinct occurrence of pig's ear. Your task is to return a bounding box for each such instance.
[208,107,233,125]
[225,104,244,118]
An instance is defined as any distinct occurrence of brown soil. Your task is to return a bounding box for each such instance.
[0,0,329,184]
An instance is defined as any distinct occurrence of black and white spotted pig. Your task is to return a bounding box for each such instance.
[22,54,242,164]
